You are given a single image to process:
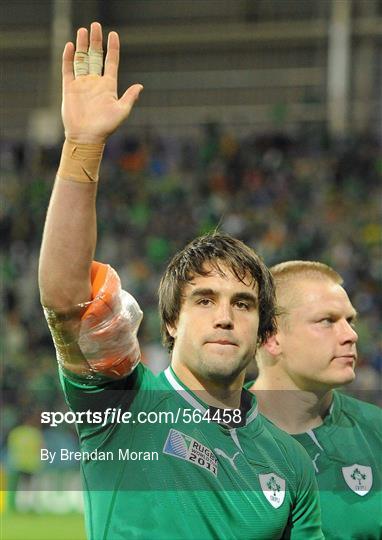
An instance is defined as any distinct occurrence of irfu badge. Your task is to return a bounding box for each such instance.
[342,464,373,496]
[259,473,286,508]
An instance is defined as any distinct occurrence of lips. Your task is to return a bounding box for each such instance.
[333,354,357,363]
[206,339,238,347]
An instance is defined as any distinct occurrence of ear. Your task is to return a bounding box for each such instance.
[166,322,177,339]
[262,333,282,357]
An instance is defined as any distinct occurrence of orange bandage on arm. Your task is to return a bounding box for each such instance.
[79,261,143,378]
[43,262,143,382]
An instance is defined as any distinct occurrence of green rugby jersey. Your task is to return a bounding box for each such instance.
[291,391,382,540]
[60,363,323,540]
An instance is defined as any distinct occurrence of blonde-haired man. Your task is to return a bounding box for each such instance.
[251,261,382,539]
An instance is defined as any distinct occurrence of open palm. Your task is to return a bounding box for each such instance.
[62,23,143,144]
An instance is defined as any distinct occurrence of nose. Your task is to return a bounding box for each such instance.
[213,302,234,330]
[339,320,358,345]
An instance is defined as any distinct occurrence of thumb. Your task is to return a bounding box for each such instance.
[119,84,144,112]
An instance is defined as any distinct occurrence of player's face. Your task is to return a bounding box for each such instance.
[276,279,358,392]
[168,264,260,385]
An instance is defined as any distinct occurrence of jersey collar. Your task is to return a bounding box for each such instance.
[164,366,207,413]
[164,366,259,427]
[321,390,342,427]
[301,390,343,450]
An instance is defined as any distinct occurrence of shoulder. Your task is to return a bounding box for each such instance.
[259,414,318,499]
[335,391,382,432]
[260,414,313,464]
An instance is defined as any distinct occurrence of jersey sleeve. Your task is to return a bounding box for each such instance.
[56,361,157,455]
[287,445,324,540]
[43,261,143,384]
[58,360,146,413]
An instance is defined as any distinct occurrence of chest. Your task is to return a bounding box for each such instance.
[297,433,382,539]
[82,401,297,538]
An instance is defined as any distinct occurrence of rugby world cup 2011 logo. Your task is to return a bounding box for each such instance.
[259,473,286,509]
[163,429,218,477]
[342,464,373,496]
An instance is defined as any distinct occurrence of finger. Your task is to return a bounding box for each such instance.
[119,84,144,114]
[89,21,103,51]
[104,31,120,79]
[62,42,75,88]
[89,21,104,76]
[76,27,88,52]
[74,27,89,77]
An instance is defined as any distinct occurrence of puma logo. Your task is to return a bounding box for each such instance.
[312,453,320,473]
[214,448,240,471]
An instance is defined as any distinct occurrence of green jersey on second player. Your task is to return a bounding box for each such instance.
[60,363,323,540]
[292,390,382,539]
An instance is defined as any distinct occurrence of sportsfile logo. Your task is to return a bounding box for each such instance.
[163,429,218,477]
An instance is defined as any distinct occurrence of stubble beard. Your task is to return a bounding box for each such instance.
[196,347,254,385]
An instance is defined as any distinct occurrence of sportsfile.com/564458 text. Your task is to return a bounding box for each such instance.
[40,407,242,427]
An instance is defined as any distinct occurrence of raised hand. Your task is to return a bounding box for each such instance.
[62,22,143,144]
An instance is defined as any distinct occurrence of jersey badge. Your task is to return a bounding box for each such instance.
[259,473,286,508]
[342,464,373,496]
[163,428,218,477]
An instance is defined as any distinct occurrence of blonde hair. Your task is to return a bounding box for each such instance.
[270,260,343,285]
[271,260,343,323]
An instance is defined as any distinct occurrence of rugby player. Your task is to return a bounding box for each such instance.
[39,22,323,539]
[251,261,382,539]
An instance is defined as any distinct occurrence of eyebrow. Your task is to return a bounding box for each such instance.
[341,308,358,322]
[314,309,358,321]
[189,288,258,307]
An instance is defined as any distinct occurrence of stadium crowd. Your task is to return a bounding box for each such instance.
[1,126,381,454]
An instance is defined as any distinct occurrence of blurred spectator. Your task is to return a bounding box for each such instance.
[6,411,43,511]
[1,129,381,456]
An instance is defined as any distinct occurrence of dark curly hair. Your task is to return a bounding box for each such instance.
[158,232,277,352]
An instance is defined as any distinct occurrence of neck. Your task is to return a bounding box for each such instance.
[171,360,244,409]
[253,373,333,434]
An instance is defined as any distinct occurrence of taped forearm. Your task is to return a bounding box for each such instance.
[43,262,143,383]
